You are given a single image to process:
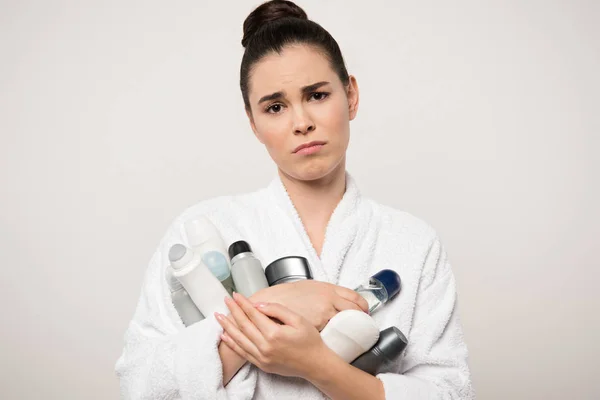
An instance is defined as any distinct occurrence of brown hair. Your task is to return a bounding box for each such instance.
[240,0,350,111]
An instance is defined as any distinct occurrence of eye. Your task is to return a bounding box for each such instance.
[309,92,329,101]
[266,103,284,114]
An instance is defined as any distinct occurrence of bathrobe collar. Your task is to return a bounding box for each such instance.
[267,171,362,284]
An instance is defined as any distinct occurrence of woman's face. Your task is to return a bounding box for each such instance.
[246,44,359,182]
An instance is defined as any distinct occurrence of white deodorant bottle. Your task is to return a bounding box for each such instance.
[228,241,269,298]
[165,266,204,326]
[169,243,231,316]
[184,216,236,295]
[319,309,380,363]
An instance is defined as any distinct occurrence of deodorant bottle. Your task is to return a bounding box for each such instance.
[165,266,204,326]
[265,256,313,286]
[184,216,235,295]
[228,241,269,298]
[354,269,401,314]
[169,244,231,316]
[351,326,408,375]
[320,309,380,363]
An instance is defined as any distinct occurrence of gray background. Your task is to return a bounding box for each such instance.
[1,0,598,399]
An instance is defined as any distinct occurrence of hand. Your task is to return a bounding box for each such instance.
[248,280,369,331]
[216,292,333,380]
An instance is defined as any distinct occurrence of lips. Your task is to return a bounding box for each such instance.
[293,141,327,154]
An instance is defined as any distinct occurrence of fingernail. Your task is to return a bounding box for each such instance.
[220,333,228,341]
[214,312,223,321]
[254,302,268,308]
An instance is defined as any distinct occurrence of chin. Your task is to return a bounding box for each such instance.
[285,156,345,182]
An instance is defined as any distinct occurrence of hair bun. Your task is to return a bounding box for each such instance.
[242,0,308,48]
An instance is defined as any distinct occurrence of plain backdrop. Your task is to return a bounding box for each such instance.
[1,0,598,399]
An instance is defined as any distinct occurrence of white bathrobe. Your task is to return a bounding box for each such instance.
[115,173,474,399]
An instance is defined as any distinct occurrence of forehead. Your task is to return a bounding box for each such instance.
[248,45,338,98]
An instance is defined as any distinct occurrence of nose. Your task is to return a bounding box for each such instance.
[292,107,315,135]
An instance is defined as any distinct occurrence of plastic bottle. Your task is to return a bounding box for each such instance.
[351,326,408,375]
[184,216,235,295]
[228,241,269,298]
[265,256,313,286]
[319,309,380,363]
[165,266,204,326]
[354,269,401,314]
[169,243,231,316]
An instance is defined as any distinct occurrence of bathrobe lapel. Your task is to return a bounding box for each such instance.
[267,173,370,286]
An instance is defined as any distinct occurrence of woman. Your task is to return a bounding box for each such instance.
[115,1,473,399]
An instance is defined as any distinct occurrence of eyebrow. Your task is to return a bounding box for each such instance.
[257,81,330,104]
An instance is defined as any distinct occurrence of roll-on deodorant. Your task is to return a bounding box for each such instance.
[354,269,401,314]
[351,326,408,375]
[184,216,235,295]
[228,241,269,298]
[265,256,313,286]
[319,309,380,363]
[169,243,231,316]
[165,266,204,326]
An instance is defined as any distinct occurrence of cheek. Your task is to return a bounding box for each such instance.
[255,117,289,153]
[316,98,350,139]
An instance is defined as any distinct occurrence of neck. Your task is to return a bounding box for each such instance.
[277,160,347,256]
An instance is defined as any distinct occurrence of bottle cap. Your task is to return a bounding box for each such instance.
[350,326,408,374]
[168,244,194,270]
[375,326,408,361]
[265,256,312,286]
[228,240,252,259]
[372,269,401,299]
[184,216,221,247]
[320,310,380,363]
[202,251,231,281]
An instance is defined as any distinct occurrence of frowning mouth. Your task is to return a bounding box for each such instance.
[293,141,327,155]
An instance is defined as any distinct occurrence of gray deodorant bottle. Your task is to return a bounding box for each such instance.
[228,241,269,297]
[265,256,313,286]
[165,266,204,326]
[350,326,408,375]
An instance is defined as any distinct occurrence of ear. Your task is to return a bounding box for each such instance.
[246,108,264,144]
[346,75,360,121]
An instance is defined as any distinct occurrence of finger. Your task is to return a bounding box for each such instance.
[254,302,303,328]
[335,286,369,313]
[233,292,280,337]
[224,296,268,349]
[215,311,262,361]
[225,314,238,328]
[220,332,261,366]
[220,332,248,359]
[333,297,364,313]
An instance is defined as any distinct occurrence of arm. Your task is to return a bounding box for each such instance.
[375,237,474,399]
[222,280,370,385]
[216,294,385,400]
[220,327,249,385]
[217,237,473,399]
[309,237,474,400]
[114,221,257,399]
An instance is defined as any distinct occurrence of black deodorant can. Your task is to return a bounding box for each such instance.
[351,326,408,375]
